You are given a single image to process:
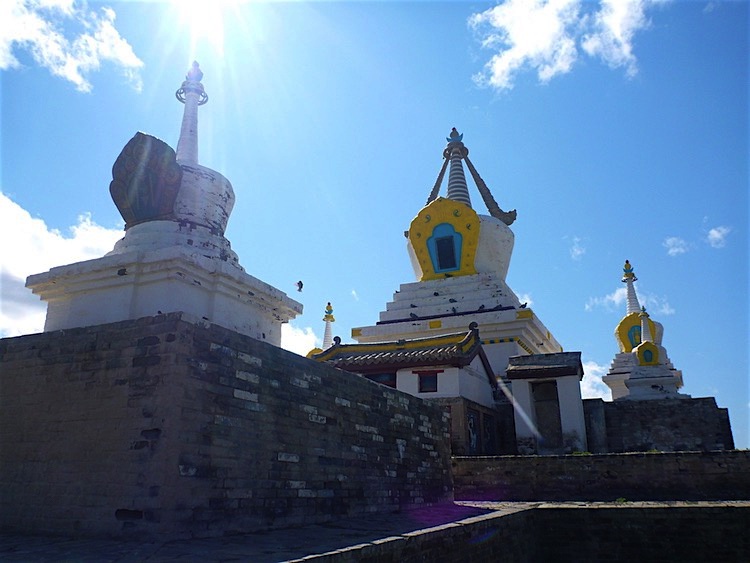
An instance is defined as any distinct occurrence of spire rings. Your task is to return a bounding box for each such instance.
[175,82,209,105]
[443,144,468,160]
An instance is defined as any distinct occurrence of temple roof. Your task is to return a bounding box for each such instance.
[310,323,495,387]
[506,352,583,380]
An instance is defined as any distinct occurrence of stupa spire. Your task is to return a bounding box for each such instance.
[322,302,336,350]
[445,128,472,207]
[639,307,653,342]
[622,260,641,314]
[426,129,516,225]
[175,61,208,166]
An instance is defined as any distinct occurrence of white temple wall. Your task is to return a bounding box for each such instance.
[457,359,497,408]
[397,367,460,399]
[556,375,588,452]
[509,380,536,451]
[483,341,524,379]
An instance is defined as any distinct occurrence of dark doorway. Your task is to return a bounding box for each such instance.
[532,381,563,453]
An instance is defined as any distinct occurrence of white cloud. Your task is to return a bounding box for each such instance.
[585,285,674,316]
[280,323,320,357]
[351,289,359,301]
[581,0,654,78]
[569,236,586,260]
[581,360,612,400]
[469,0,662,90]
[0,193,124,337]
[0,0,143,92]
[706,225,731,248]
[516,292,534,307]
[584,286,627,311]
[663,236,689,256]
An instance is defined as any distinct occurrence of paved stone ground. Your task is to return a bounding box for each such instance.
[2,501,746,562]
[0,503,537,562]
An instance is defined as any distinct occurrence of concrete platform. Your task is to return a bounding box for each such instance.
[2,501,748,562]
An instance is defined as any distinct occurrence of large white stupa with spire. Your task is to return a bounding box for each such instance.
[312,129,583,455]
[351,129,561,375]
[26,62,301,345]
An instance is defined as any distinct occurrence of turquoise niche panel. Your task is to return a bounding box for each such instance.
[627,325,641,349]
[427,223,462,273]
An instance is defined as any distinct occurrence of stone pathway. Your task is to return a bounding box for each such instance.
[3,501,746,562]
[0,503,537,562]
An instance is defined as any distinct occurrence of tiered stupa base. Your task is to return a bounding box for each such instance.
[26,245,301,346]
[604,353,686,401]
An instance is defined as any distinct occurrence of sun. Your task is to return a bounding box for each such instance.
[175,0,242,57]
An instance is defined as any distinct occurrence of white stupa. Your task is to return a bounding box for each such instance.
[26,62,301,345]
[321,302,336,350]
[602,260,686,400]
[351,129,561,376]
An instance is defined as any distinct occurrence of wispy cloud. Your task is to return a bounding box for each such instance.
[351,289,359,301]
[580,0,652,78]
[0,193,123,337]
[581,360,612,400]
[569,236,586,260]
[280,323,320,356]
[0,0,143,92]
[516,292,534,307]
[469,0,663,90]
[663,236,689,256]
[706,225,731,248]
[585,285,674,316]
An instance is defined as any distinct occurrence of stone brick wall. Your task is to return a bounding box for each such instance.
[452,450,750,501]
[594,397,734,452]
[0,313,452,539]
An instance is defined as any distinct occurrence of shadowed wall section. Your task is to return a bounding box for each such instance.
[452,450,750,502]
[0,313,452,539]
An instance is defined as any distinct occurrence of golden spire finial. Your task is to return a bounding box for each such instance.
[323,302,335,323]
[622,259,637,282]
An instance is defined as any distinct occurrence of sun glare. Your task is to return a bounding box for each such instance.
[176,0,242,57]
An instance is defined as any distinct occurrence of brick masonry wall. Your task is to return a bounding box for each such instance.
[0,313,452,539]
[452,450,750,501]
[599,397,734,452]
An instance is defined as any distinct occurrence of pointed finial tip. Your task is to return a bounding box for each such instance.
[622,259,637,282]
[186,61,203,82]
[446,128,463,143]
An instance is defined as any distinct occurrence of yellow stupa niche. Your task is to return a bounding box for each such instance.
[615,313,658,353]
[408,197,479,281]
[634,340,660,366]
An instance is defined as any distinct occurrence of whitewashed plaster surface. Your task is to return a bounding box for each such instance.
[604,352,686,401]
[27,246,301,346]
[395,357,496,408]
[407,214,515,281]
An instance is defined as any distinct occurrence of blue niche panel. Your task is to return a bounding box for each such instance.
[427,223,462,273]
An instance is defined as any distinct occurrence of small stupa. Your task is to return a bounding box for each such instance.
[26,62,301,345]
[321,302,336,350]
[602,260,686,400]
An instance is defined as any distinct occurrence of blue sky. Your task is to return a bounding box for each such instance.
[1,0,747,447]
